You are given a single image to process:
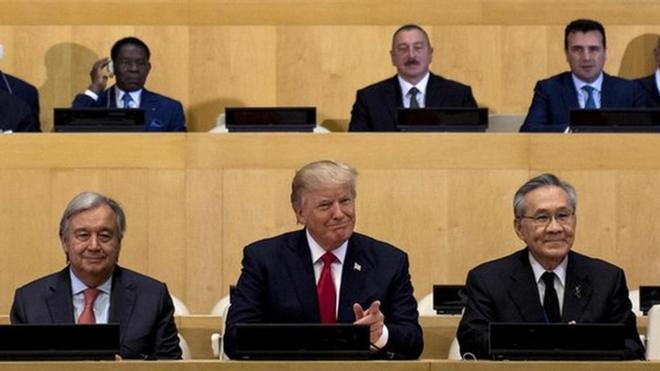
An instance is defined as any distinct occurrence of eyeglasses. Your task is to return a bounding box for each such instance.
[518,211,575,226]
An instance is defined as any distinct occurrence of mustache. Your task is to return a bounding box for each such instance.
[404,59,419,66]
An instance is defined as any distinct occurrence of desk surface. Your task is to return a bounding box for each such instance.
[0,360,655,371]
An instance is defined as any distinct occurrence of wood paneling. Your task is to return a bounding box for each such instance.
[0,1,659,131]
[1,134,660,314]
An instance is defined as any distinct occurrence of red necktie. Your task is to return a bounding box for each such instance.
[317,252,337,323]
[78,288,100,324]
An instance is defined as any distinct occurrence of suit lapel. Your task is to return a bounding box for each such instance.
[562,252,593,322]
[46,268,76,323]
[506,250,546,322]
[109,267,137,344]
[560,73,580,110]
[284,230,320,322]
[337,235,367,322]
[380,76,402,127]
[425,73,444,106]
[600,74,616,107]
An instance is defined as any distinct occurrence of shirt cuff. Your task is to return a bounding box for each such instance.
[371,324,389,351]
[84,89,99,101]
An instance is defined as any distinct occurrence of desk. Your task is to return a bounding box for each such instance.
[0,314,650,360]
[0,360,654,371]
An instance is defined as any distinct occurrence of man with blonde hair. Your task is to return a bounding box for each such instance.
[224,160,423,359]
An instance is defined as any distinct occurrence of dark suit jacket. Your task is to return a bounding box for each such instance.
[10,266,182,359]
[72,85,186,131]
[456,248,644,360]
[520,72,647,132]
[636,73,660,107]
[224,229,423,359]
[348,73,477,131]
[0,89,38,132]
[0,71,40,131]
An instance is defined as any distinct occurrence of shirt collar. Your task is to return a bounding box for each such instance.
[306,229,348,265]
[571,72,604,92]
[69,267,113,295]
[528,250,568,287]
[655,68,660,93]
[397,72,430,98]
[114,86,142,105]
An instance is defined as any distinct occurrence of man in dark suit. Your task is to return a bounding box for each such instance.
[72,37,186,131]
[224,160,423,359]
[0,70,40,131]
[521,19,647,132]
[0,89,38,132]
[456,173,644,360]
[348,24,477,131]
[11,192,182,360]
[635,36,660,107]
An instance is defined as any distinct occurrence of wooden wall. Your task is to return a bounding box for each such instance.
[0,1,659,132]
[2,133,660,315]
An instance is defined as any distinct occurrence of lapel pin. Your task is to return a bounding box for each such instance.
[574,285,582,299]
[353,262,362,272]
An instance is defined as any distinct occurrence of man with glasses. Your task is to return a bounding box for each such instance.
[456,173,643,359]
[72,37,186,131]
[348,24,477,131]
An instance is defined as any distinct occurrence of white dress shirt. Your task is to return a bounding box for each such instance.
[305,230,389,349]
[528,252,568,315]
[572,72,603,109]
[398,72,430,108]
[70,269,112,324]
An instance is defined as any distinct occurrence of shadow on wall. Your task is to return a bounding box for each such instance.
[618,33,659,79]
[188,98,244,132]
[40,43,98,132]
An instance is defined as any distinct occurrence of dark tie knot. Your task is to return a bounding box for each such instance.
[581,85,595,94]
[542,271,556,287]
[408,87,420,97]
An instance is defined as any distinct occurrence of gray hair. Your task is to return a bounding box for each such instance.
[290,160,358,210]
[513,173,577,218]
[59,192,127,241]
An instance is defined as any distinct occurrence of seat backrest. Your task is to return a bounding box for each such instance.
[417,292,435,316]
[211,303,231,359]
[178,333,192,360]
[646,304,660,359]
[629,289,642,317]
[448,337,462,360]
[170,295,191,316]
[210,294,231,315]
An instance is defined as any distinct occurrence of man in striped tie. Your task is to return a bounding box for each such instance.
[10,192,182,359]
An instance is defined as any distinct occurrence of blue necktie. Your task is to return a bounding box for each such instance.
[121,93,134,109]
[582,85,597,109]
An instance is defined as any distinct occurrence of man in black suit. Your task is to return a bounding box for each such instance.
[636,36,660,107]
[0,70,40,131]
[457,173,644,360]
[11,192,182,359]
[224,160,423,359]
[521,19,647,132]
[0,89,38,132]
[348,24,477,131]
